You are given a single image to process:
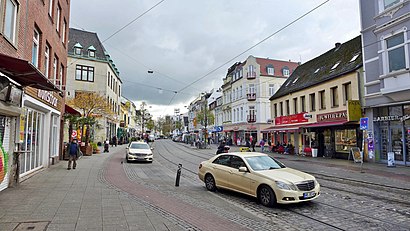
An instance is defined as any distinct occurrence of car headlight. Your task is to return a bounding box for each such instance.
[275,181,298,191]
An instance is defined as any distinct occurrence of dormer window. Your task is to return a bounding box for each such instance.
[87,45,96,58]
[331,61,341,70]
[282,67,290,77]
[267,65,274,75]
[74,42,82,55]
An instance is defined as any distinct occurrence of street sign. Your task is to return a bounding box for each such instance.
[215,126,223,132]
[360,117,369,130]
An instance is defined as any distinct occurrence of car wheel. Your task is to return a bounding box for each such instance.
[259,185,276,207]
[205,174,216,191]
[126,157,130,163]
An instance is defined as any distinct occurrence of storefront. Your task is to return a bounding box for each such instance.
[305,110,361,159]
[20,88,62,177]
[372,105,410,166]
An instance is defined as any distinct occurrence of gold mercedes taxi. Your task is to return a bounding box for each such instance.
[198,152,320,207]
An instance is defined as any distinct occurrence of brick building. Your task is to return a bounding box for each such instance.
[0,0,70,191]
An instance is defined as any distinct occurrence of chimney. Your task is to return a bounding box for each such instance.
[335,42,341,48]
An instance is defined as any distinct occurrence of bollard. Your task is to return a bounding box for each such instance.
[175,164,182,187]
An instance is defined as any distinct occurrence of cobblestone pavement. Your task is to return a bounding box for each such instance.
[1,140,409,231]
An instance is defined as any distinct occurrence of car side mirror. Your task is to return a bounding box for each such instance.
[238,167,248,172]
[151,147,154,150]
[126,147,129,149]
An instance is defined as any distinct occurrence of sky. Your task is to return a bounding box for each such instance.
[70,0,360,119]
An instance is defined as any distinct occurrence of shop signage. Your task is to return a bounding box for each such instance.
[373,115,410,122]
[233,126,239,131]
[275,112,308,125]
[317,110,347,122]
[247,125,257,130]
[347,100,361,121]
[37,89,58,107]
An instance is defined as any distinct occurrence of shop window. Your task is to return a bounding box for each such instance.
[335,129,357,153]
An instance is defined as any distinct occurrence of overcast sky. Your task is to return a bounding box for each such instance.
[70,0,360,119]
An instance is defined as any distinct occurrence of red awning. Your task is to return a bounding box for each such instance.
[64,105,81,116]
[0,53,60,92]
[303,120,348,128]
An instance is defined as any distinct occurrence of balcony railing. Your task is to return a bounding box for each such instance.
[247,93,256,101]
[247,114,256,123]
[247,72,256,79]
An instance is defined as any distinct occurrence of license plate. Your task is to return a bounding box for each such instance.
[303,192,316,198]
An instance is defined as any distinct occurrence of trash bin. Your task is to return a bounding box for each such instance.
[387,152,395,167]
[311,148,318,158]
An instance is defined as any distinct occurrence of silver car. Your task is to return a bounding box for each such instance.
[126,142,153,163]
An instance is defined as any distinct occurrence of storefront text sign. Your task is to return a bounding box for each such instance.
[275,113,308,125]
[347,100,361,121]
[317,110,347,122]
[374,115,410,122]
[37,90,58,107]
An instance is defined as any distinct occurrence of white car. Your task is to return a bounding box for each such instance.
[126,141,153,163]
[198,152,320,207]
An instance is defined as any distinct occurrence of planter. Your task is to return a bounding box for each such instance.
[80,145,93,156]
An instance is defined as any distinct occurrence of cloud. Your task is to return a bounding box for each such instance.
[70,0,360,118]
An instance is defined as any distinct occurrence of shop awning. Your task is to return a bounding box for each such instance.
[0,53,60,92]
[266,124,304,133]
[303,120,348,128]
[64,104,81,116]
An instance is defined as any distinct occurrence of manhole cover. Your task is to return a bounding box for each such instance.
[14,222,49,231]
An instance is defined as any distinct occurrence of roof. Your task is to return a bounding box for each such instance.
[68,28,108,62]
[254,57,299,77]
[270,36,362,100]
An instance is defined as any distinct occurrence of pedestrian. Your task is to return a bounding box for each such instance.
[260,139,266,152]
[112,136,117,147]
[104,139,109,153]
[251,137,256,152]
[67,138,80,170]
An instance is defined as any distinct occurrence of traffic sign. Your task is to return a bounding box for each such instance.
[71,130,77,138]
[360,117,369,130]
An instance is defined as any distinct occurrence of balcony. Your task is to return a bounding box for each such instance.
[247,114,256,123]
[247,93,256,101]
[247,72,256,79]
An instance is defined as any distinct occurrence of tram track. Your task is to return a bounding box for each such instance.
[153,141,409,230]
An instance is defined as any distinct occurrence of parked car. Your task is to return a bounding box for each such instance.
[198,152,320,207]
[126,141,153,163]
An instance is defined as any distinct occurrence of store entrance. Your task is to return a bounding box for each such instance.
[390,125,404,162]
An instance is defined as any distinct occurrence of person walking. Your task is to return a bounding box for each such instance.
[251,137,256,152]
[67,138,80,170]
[260,139,266,152]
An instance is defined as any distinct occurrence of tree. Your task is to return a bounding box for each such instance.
[146,119,155,131]
[66,92,112,145]
[134,102,152,134]
[196,109,215,128]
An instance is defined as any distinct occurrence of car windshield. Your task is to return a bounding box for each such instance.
[244,156,286,171]
[129,143,150,149]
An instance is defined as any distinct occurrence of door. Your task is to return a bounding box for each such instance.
[228,156,252,195]
[211,155,232,188]
[390,125,404,162]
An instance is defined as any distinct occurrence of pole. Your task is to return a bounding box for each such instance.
[175,164,182,187]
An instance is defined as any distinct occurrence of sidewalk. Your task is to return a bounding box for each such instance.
[0,144,178,231]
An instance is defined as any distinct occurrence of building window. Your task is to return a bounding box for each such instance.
[380,0,401,11]
[274,103,277,117]
[267,66,274,75]
[32,29,40,68]
[310,93,316,112]
[59,64,63,90]
[4,0,18,44]
[286,100,290,115]
[44,45,50,78]
[89,50,95,57]
[280,102,283,116]
[385,32,407,73]
[269,84,275,96]
[301,96,306,112]
[49,0,54,17]
[56,4,61,32]
[293,98,298,114]
[319,90,326,110]
[74,43,82,55]
[62,20,67,43]
[75,65,94,82]
[240,107,243,121]
[331,86,339,107]
[283,68,290,77]
[343,82,352,105]
[248,84,255,94]
[53,56,58,85]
